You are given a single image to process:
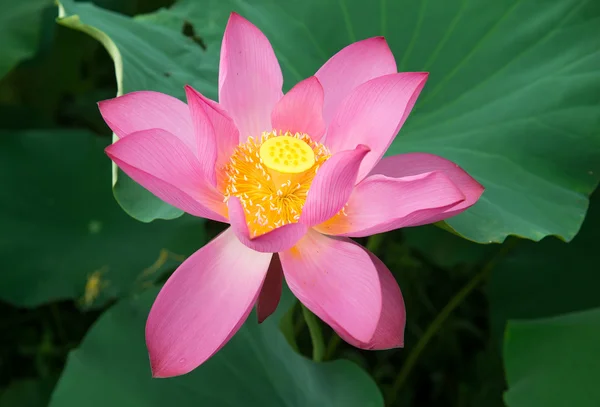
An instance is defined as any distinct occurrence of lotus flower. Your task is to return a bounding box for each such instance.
[99,13,483,377]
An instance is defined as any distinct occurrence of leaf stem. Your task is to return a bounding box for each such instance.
[301,304,325,362]
[366,233,385,253]
[324,333,342,361]
[387,239,517,404]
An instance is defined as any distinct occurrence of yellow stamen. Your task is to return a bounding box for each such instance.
[221,130,330,238]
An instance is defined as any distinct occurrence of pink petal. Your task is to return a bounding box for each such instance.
[227,196,307,253]
[271,76,326,140]
[98,91,197,155]
[219,13,283,139]
[183,86,240,168]
[371,153,484,221]
[279,230,382,343]
[315,37,397,124]
[329,251,406,350]
[146,228,272,377]
[315,171,465,237]
[299,145,370,227]
[257,254,283,323]
[185,86,217,186]
[325,73,429,181]
[105,128,226,222]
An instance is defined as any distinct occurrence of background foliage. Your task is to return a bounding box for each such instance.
[0,0,598,406]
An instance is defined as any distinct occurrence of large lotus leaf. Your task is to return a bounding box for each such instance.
[503,307,600,407]
[0,130,207,308]
[489,190,600,338]
[0,0,52,79]
[402,224,495,268]
[0,378,56,407]
[56,0,220,222]
[57,0,600,243]
[49,288,383,407]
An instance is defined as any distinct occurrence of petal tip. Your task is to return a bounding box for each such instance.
[305,75,322,86]
[97,98,112,115]
[183,84,200,105]
[227,11,249,26]
[104,143,115,156]
[150,366,168,379]
[357,144,371,153]
[148,352,175,379]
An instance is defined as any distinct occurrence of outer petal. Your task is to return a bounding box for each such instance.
[280,230,382,343]
[271,76,326,140]
[370,153,485,220]
[315,37,397,124]
[325,73,429,181]
[146,228,272,377]
[98,91,196,155]
[328,251,406,350]
[227,197,307,253]
[257,254,283,323]
[315,171,466,237]
[299,145,370,227]
[106,128,226,221]
[183,86,239,168]
[219,13,283,138]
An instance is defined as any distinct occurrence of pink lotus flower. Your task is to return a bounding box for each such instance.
[99,13,483,378]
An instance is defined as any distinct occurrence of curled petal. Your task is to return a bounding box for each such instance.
[325,73,428,181]
[271,76,326,140]
[257,254,283,323]
[146,228,272,377]
[315,37,397,124]
[300,145,370,227]
[219,13,283,139]
[280,230,383,343]
[228,196,307,253]
[369,153,484,221]
[185,86,218,186]
[315,171,465,237]
[105,128,226,221]
[183,86,239,168]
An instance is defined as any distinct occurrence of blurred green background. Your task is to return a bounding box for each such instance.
[1,0,599,406]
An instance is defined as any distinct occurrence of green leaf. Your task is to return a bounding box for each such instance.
[503,307,600,407]
[0,130,207,308]
[403,224,495,269]
[57,0,600,242]
[49,288,383,407]
[0,378,56,407]
[0,0,51,79]
[489,190,600,338]
[56,0,219,222]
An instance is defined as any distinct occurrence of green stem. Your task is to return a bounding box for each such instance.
[301,304,325,362]
[387,240,517,405]
[324,333,342,361]
[366,233,385,253]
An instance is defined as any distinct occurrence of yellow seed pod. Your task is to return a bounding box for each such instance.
[259,135,315,173]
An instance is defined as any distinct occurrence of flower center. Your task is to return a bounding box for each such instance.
[259,135,315,173]
[222,130,330,238]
